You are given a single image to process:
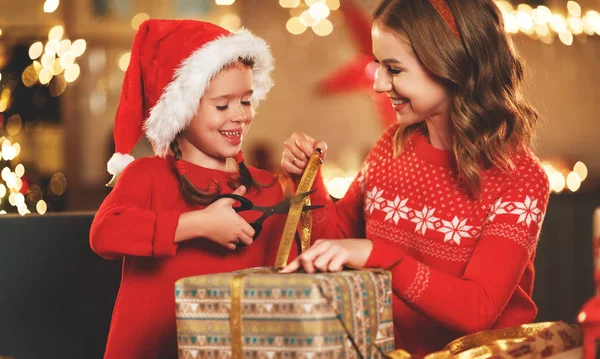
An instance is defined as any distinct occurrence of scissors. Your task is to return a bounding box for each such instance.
[209,189,324,242]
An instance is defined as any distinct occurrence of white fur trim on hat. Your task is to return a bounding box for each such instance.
[144,29,274,157]
[107,152,135,175]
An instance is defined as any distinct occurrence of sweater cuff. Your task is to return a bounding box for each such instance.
[365,238,406,269]
[310,169,331,207]
[153,211,180,257]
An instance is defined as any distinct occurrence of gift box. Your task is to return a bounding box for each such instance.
[175,267,395,359]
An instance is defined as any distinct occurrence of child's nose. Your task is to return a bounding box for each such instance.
[232,103,249,122]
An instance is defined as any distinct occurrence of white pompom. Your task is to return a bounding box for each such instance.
[107,153,135,175]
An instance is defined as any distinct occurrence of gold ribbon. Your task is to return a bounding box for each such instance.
[274,151,322,268]
[383,322,581,359]
[229,273,246,359]
[229,153,321,357]
[442,321,556,355]
[229,268,277,359]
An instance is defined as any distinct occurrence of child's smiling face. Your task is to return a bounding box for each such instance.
[183,61,254,164]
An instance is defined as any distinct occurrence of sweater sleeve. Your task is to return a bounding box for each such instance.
[365,175,550,333]
[309,168,366,240]
[90,160,180,260]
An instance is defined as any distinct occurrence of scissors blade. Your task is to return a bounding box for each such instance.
[302,205,324,211]
[269,189,318,214]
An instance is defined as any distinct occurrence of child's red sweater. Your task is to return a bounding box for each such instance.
[90,156,287,359]
[309,125,550,356]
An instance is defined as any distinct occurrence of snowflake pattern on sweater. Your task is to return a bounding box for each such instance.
[308,124,550,355]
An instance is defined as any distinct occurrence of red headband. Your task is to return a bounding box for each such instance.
[429,0,461,41]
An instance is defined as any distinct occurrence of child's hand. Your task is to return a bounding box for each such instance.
[279,239,373,274]
[281,132,328,177]
[197,186,256,250]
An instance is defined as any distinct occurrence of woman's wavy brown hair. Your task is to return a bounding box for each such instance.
[373,0,539,197]
[170,57,276,205]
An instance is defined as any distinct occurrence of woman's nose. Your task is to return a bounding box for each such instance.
[373,68,393,93]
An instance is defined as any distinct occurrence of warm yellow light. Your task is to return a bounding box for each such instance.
[29,42,44,60]
[59,53,75,69]
[535,23,550,36]
[39,67,53,85]
[13,143,21,158]
[0,88,10,112]
[219,14,242,31]
[568,17,583,34]
[17,203,30,216]
[550,171,566,193]
[280,0,301,8]
[0,184,6,198]
[568,1,582,18]
[48,26,64,41]
[305,0,323,6]
[15,164,25,178]
[118,52,131,72]
[50,75,67,97]
[539,32,554,44]
[300,10,319,27]
[64,64,80,83]
[517,4,532,13]
[0,28,2,36]
[286,17,307,35]
[57,39,71,57]
[325,0,340,11]
[516,11,533,32]
[558,30,573,45]
[566,172,581,192]
[550,14,567,32]
[50,173,67,196]
[495,1,514,14]
[71,39,87,57]
[131,13,150,31]
[582,17,596,35]
[2,146,16,161]
[51,58,64,76]
[312,18,334,36]
[8,193,16,206]
[535,6,553,24]
[6,114,22,136]
[215,0,235,4]
[44,0,60,13]
[326,177,352,199]
[37,200,48,215]
[41,52,55,68]
[1,166,10,182]
[502,13,518,33]
[309,2,330,19]
[573,161,588,181]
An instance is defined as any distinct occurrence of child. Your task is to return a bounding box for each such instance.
[279,0,550,356]
[90,19,284,359]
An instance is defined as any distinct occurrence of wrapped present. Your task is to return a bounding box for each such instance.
[175,152,395,358]
[175,267,395,358]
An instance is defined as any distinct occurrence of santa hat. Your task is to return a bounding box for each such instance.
[106,19,274,179]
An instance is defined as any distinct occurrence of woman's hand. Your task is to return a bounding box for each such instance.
[279,239,373,273]
[281,132,328,177]
[175,186,255,250]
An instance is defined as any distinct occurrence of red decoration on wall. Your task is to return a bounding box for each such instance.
[316,0,396,128]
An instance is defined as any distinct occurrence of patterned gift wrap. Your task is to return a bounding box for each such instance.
[175,268,395,359]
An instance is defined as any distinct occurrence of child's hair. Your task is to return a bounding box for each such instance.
[374,0,540,197]
[170,57,276,205]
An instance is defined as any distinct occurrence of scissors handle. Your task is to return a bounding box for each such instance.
[209,194,253,212]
